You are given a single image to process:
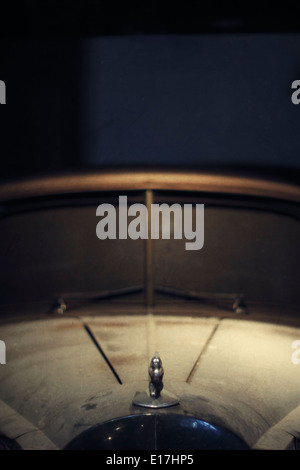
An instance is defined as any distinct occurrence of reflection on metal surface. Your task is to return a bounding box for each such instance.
[133,354,179,409]
[64,414,250,450]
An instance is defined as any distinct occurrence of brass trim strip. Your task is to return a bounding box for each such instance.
[0,170,299,203]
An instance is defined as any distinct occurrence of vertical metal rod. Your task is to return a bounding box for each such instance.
[145,189,154,310]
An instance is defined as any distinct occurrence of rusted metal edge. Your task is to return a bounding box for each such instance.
[0,170,299,203]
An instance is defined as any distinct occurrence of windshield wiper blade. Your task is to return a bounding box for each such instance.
[50,285,144,314]
[155,285,247,314]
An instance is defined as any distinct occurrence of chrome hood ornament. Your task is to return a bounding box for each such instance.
[149,355,164,399]
[132,354,179,409]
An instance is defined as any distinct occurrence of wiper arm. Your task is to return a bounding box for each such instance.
[155,285,247,314]
[50,285,143,314]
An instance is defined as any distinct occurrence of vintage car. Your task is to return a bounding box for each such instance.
[0,168,299,450]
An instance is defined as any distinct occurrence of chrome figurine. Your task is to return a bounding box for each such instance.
[149,354,164,399]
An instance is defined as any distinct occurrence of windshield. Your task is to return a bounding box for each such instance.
[0,192,299,307]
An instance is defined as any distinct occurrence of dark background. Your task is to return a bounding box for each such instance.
[0,1,300,181]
